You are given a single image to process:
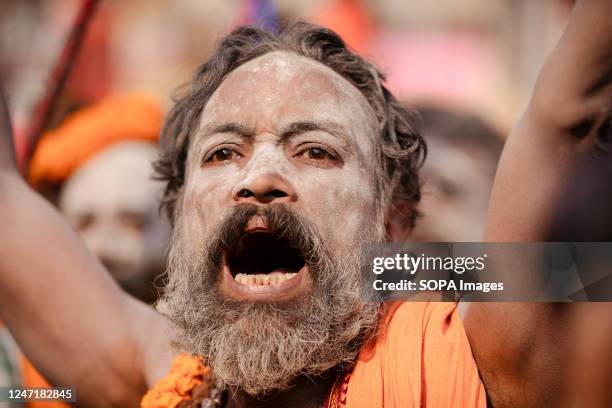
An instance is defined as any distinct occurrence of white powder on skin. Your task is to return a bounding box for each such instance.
[181,51,383,251]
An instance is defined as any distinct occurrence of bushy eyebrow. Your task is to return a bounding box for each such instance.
[282,120,349,141]
[199,122,255,139]
[198,120,353,152]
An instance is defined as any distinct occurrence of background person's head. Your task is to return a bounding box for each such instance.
[410,106,503,242]
[155,22,426,395]
[29,93,170,303]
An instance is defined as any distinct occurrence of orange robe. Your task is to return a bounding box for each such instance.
[345,301,486,407]
[142,301,487,408]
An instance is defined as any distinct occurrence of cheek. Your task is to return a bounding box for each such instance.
[180,170,235,239]
[296,167,377,242]
[82,226,146,266]
[117,234,147,266]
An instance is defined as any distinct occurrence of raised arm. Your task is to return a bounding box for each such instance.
[0,89,170,407]
[464,1,612,406]
[486,0,612,241]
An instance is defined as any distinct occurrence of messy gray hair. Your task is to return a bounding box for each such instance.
[154,21,426,226]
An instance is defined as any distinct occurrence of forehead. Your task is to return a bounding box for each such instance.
[60,142,162,215]
[198,51,377,143]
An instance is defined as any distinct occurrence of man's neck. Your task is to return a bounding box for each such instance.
[224,369,340,408]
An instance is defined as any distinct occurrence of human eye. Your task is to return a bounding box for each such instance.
[294,143,340,167]
[202,145,243,166]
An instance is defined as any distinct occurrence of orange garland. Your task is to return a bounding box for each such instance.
[141,354,347,408]
[140,355,212,408]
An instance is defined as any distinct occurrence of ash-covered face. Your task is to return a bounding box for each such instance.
[60,142,170,302]
[158,51,385,395]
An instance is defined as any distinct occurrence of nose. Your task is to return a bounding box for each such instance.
[232,172,297,204]
[82,226,119,263]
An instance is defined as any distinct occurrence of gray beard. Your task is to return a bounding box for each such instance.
[156,207,383,396]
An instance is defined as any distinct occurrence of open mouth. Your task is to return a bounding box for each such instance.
[221,217,311,300]
[227,231,304,285]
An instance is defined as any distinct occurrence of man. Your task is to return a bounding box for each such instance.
[28,93,170,303]
[410,106,503,242]
[0,1,611,407]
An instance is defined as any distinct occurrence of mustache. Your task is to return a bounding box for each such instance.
[209,203,326,278]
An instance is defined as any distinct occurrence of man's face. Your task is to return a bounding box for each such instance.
[183,51,381,299]
[60,142,170,302]
[412,138,495,242]
[161,51,384,394]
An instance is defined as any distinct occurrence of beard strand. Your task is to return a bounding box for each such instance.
[157,203,383,396]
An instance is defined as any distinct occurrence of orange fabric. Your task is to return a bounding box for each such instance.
[140,354,211,408]
[347,301,486,407]
[313,0,375,54]
[21,356,70,408]
[29,93,163,188]
[141,302,486,407]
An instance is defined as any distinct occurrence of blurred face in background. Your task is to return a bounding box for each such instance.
[415,138,494,241]
[410,107,502,242]
[59,141,171,302]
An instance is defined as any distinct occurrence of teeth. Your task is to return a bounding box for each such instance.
[234,273,297,286]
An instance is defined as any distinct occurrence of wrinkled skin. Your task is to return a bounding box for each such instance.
[180,51,382,256]
[160,51,386,402]
[60,141,171,302]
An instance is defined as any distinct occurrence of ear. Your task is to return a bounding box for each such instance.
[385,200,414,242]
